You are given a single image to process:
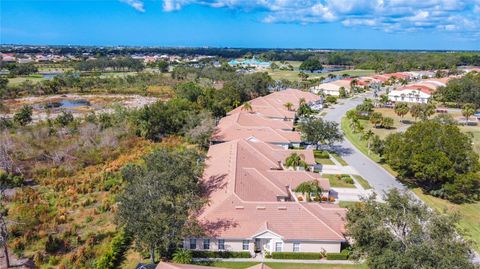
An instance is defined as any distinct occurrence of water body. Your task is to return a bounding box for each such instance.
[43,99,91,109]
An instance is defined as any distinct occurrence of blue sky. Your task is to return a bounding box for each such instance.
[1,0,480,50]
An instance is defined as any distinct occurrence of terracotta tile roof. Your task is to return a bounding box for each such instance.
[229,88,321,119]
[200,140,343,242]
[199,195,345,241]
[198,89,345,243]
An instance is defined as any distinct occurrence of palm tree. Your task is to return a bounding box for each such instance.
[299,98,306,107]
[284,102,294,111]
[241,102,253,113]
[284,153,307,170]
[232,100,240,108]
[294,180,323,202]
[394,102,409,123]
[361,130,375,154]
[462,103,476,123]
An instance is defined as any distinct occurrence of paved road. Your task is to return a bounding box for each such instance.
[323,94,480,263]
[323,94,407,197]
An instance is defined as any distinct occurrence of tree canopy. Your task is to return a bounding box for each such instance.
[299,58,323,72]
[116,147,206,263]
[347,189,477,269]
[383,120,480,202]
[435,72,480,106]
[298,117,343,149]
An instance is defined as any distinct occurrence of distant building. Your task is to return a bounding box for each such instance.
[228,56,271,69]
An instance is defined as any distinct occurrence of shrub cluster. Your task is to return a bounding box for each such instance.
[313,150,330,159]
[95,230,131,269]
[326,250,350,260]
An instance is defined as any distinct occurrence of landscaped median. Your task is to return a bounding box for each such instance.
[340,115,398,176]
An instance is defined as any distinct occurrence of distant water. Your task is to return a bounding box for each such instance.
[43,99,91,109]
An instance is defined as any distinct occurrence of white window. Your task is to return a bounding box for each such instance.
[293,242,300,252]
[189,239,196,249]
[242,240,249,250]
[203,239,210,250]
[275,242,282,252]
[218,239,225,250]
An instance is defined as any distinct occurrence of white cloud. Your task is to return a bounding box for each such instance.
[119,0,480,35]
[120,0,145,12]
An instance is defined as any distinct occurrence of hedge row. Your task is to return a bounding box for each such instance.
[191,251,251,258]
[313,150,330,159]
[326,251,350,260]
[271,252,322,260]
[95,229,131,269]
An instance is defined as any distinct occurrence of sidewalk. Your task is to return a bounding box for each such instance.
[192,258,358,264]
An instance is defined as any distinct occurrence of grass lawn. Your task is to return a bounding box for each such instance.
[267,68,374,82]
[340,116,398,177]
[352,175,372,189]
[199,262,367,269]
[315,157,335,165]
[339,201,362,208]
[323,174,356,188]
[8,76,49,85]
[330,153,348,166]
[413,189,480,252]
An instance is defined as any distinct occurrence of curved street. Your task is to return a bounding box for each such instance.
[323,93,412,196]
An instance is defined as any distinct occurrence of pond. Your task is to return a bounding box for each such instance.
[42,99,91,109]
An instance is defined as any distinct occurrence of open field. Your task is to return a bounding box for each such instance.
[362,107,480,155]
[266,66,375,82]
[7,76,49,85]
[413,189,480,252]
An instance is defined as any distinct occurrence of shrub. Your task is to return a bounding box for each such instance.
[190,251,251,258]
[272,252,322,260]
[172,249,193,264]
[297,196,303,201]
[326,250,350,260]
[341,175,354,184]
[313,150,329,159]
[325,96,337,104]
[95,230,131,269]
[45,235,65,254]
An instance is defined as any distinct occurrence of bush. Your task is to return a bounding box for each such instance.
[326,250,350,260]
[341,175,354,184]
[272,252,322,260]
[313,150,329,159]
[173,249,193,264]
[325,96,337,104]
[45,235,65,254]
[95,230,131,269]
[191,251,251,258]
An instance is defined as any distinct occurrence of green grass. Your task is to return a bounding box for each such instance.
[315,158,335,165]
[198,262,367,269]
[8,76,49,85]
[339,201,362,208]
[330,153,348,166]
[323,174,356,188]
[341,116,398,177]
[413,189,480,252]
[266,68,375,82]
[352,175,372,190]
